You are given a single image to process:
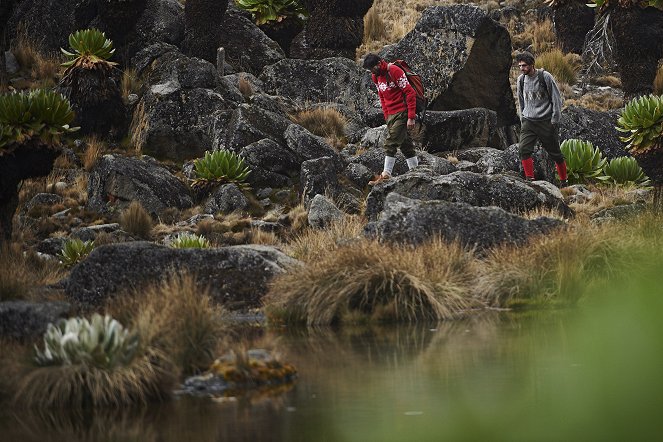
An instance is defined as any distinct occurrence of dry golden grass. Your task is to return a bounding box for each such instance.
[536,49,579,85]
[593,75,622,88]
[654,64,663,95]
[83,136,105,171]
[120,68,142,103]
[10,31,61,88]
[531,19,556,53]
[238,74,253,97]
[119,201,153,239]
[565,91,624,111]
[265,237,479,325]
[290,107,347,149]
[363,6,388,43]
[111,273,228,375]
[286,214,364,262]
[0,243,64,301]
[249,227,282,246]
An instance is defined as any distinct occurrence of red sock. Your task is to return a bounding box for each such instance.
[556,161,567,180]
[521,158,535,179]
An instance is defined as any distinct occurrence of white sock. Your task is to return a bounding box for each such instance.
[383,156,396,175]
[406,156,419,170]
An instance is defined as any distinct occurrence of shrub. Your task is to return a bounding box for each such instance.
[616,94,663,155]
[61,28,117,69]
[59,239,95,267]
[560,138,608,184]
[170,232,211,249]
[235,0,308,25]
[0,244,63,301]
[290,107,347,148]
[34,314,139,369]
[119,201,153,239]
[363,7,387,42]
[192,150,251,189]
[0,90,77,153]
[536,49,579,86]
[602,156,651,187]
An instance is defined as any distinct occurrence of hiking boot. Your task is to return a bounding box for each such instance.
[559,179,568,188]
[368,172,391,186]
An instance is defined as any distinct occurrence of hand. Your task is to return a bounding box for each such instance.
[407,118,416,130]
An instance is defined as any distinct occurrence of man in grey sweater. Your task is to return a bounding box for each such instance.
[516,51,568,187]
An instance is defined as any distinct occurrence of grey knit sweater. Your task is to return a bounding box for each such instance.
[517,69,563,124]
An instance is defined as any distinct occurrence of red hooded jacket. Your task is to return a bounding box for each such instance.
[371,60,417,120]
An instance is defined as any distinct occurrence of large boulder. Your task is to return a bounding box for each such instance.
[216,5,285,76]
[559,106,629,159]
[420,108,507,153]
[365,170,570,220]
[552,0,595,54]
[365,193,564,249]
[182,0,229,63]
[239,138,298,188]
[380,4,519,127]
[284,124,339,163]
[223,103,292,152]
[130,48,240,162]
[63,242,300,310]
[300,156,343,206]
[0,301,72,341]
[86,155,194,216]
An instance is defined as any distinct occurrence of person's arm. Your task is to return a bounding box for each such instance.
[389,64,416,121]
[373,73,387,121]
[545,72,563,124]
[517,74,524,120]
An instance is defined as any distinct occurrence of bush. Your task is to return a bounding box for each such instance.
[235,0,308,25]
[0,244,63,301]
[560,138,607,184]
[290,107,347,148]
[536,49,579,86]
[119,201,153,239]
[34,314,139,369]
[192,150,251,189]
[0,90,77,153]
[602,156,651,186]
[170,232,211,249]
[616,94,663,155]
[59,239,95,267]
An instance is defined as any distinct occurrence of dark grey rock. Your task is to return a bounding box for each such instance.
[345,162,373,188]
[420,108,506,153]
[5,51,19,75]
[64,242,300,310]
[300,156,343,207]
[365,193,564,249]
[86,155,193,216]
[70,223,122,242]
[559,106,629,159]
[37,237,68,257]
[284,124,339,163]
[0,301,72,341]
[240,138,300,176]
[504,144,557,183]
[308,194,343,228]
[203,184,249,215]
[365,170,571,220]
[381,5,519,127]
[22,193,63,215]
[591,203,647,222]
[224,104,292,153]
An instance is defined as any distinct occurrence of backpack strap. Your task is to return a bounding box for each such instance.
[520,69,550,97]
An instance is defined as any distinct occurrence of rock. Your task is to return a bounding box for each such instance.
[344,162,373,188]
[504,143,557,183]
[284,124,339,163]
[420,108,507,153]
[365,193,564,249]
[86,155,194,216]
[182,0,229,63]
[22,193,63,216]
[381,5,519,127]
[0,301,72,341]
[308,194,343,228]
[224,104,292,153]
[70,223,123,242]
[240,138,298,188]
[4,50,19,75]
[37,237,68,257]
[365,170,571,220]
[591,203,647,222]
[216,5,285,76]
[300,156,343,207]
[203,183,249,215]
[559,106,629,159]
[64,242,300,310]
[566,184,595,204]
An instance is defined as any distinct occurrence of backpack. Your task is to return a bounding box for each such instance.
[385,59,428,120]
[519,69,549,98]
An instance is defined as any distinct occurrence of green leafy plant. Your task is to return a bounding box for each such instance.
[587,0,663,10]
[560,138,608,184]
[602,156,651,186]
[616,94,663,155]
[192,150,251,189]
[59,239,95,267]
[61,28,117,69]
[170,232,211,249]
[0,90,77,153]
[34,314,139,369]
[235,0,308,25]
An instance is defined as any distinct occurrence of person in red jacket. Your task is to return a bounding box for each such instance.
[363,53,419,185]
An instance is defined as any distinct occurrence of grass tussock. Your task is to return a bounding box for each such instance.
[120,68,142,103]
[531,19,556,53]
[111,273,227,375]
[363,7,388,43]
[290,107,347,149]
[265,238,479,326]
[238,74,253,98]
[286,214,364,262]
[565,91,624,111]
[119,201,153,239]
[83,136,105,171]
[536,49,579,86]
[654,63,663,96]
[10,31,61,88]
[0,244,64,302]
[593,75,622,88]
